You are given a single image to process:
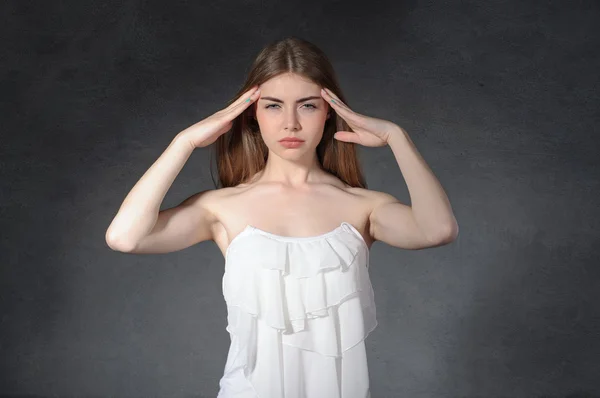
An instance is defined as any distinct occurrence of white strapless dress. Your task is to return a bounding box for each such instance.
[217,221,377,398]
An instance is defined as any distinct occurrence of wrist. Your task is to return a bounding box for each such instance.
[172,134,196,154]
[387,126,408,146]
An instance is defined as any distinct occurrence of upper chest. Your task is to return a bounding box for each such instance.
[210,184,375,257]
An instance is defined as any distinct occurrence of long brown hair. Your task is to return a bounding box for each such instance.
[210,37,367,189]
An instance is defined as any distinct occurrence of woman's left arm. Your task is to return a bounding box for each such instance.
[384,127,459,244]
[321,87,459,247]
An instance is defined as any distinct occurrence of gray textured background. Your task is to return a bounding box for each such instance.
[1,0,599,397]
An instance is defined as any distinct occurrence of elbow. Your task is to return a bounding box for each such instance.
[105,229,136,252]
[430,223,459,245]
[442,223,459,243]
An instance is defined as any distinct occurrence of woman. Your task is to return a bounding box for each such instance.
[106,37,458,398]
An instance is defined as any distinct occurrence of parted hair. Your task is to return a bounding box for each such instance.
[211,36,367,189]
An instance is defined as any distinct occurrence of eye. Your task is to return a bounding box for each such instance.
[265,103,318,109]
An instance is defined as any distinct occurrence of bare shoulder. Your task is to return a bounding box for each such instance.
[197,186,239,221]
[176,187,238,237]
[337,186,403,245]
[201,185,249,242]
[181,187,225,214]
[344,186,402,212]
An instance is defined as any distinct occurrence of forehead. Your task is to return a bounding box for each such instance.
[259,73,320,95]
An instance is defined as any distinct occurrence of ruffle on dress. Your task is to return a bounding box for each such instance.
[219,222,377,398]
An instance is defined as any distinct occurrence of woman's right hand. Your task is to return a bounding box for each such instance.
[177,85,261,149]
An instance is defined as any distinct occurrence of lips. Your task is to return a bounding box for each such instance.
[279,138,304,142]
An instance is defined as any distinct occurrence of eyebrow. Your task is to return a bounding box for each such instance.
[259,96,322,103]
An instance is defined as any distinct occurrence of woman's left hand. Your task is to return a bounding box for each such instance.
[321,87,402,147]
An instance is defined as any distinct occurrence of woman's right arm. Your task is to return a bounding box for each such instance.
[105,135,215,253]
[105,85,261,253]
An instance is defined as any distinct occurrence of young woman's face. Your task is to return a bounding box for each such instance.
[253,73,330,155]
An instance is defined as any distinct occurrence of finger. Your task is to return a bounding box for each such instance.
[321,88,359,122]
[226,86,261,111]
[333,131,359,143]
[321,87,355,113]
[224,87,261,118]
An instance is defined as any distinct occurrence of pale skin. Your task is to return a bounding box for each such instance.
[210,73,458,256]
[106,72,458,257]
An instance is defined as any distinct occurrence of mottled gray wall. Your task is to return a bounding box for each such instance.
[1,0,599,397]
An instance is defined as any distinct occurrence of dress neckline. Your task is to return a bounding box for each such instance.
[249,221,348,242]
[225,221,367,260]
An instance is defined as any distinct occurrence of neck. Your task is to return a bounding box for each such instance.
[257,151,324,187]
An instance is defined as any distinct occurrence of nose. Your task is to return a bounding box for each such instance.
[284,109,300,131]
